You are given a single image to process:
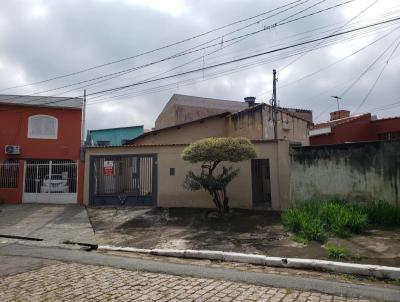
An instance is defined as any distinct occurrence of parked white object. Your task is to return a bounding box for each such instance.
[40,174,69,193]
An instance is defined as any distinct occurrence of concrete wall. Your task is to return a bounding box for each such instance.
[263,107,310,145]
[290,140,400,205]
[84,141,290,210]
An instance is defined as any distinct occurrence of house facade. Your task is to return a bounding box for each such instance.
[83,93,312,210]
[86,125,144,146]
[84,140,291,210]
[0,95,84,204]
[310,110,400,145]
[132,94,312,146]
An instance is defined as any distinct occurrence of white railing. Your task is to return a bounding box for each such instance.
[0,162,19,189]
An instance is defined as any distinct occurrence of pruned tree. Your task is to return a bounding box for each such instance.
[182,137,257,215]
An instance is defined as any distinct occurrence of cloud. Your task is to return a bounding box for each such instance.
[0,0,399,129]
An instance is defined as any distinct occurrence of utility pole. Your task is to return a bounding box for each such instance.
[80,89,86,161]
[331,95,342,111]
[272,69,278,140]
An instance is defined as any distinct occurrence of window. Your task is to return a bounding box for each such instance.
[170,168,175,176]
[28,115,58,139]
[0,160,19,188]
[96,140,110,146]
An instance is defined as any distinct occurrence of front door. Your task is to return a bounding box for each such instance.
[251,159,271,208]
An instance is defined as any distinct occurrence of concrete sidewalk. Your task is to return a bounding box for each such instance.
[0,204,96,246]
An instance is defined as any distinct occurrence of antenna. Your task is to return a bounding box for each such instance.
[331,96,342,111]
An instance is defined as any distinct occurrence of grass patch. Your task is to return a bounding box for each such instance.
[325,244,347,260]
[362,201,400,227]
[283,200,400,243]
[388,279,400,287]
[283,200,367,242]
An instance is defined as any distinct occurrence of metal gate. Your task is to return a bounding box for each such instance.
[90,154,157,206]
[23,160,78,204]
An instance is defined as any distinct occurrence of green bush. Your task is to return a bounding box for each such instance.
[325,244,347,260]
[362,201,400,227]
[283,200,368,243]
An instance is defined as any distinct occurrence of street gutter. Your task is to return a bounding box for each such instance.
[1,244,399,302]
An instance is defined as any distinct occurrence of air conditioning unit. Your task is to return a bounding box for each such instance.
[4,145,21,155]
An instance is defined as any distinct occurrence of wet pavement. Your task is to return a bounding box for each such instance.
[88,207,400,266]
[0,204,97,246]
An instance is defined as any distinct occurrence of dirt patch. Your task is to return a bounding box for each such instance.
[88,207,400,267]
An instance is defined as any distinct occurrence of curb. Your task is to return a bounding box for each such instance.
[98,245,400,280]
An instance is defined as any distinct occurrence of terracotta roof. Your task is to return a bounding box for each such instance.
[312,114,370,129]
[0,94,83,109]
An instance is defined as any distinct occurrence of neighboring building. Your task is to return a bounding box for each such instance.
[155,93,313,130]
[86,126,144,146]
[310,110,400,145]
[84,93,313,210]
[131,94,312,146]
[0,95,84,204]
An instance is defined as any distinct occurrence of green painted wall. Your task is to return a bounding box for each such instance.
[86,126,144,146]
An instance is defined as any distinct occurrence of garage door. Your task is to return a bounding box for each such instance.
[23,160,78,204]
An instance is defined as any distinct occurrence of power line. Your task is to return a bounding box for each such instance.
[0,0,356,106]
[353,36,400,113]
[0,0,321,104]
[278,0,380,73]
[0,0,307,92]
[2,16,400,111]
[86,17,400,98]
[340,36,400,97]
[256,24,399,98]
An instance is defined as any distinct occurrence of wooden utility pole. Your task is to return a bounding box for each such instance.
[272,69,278,140]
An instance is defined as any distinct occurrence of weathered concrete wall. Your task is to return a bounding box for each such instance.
[290,140,400,205]
[84,141,290,210]
[263,107,310,145]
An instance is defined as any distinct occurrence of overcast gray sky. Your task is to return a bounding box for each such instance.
[1,0,399,130]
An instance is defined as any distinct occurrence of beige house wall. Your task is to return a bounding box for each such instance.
[131,116,228,145]
[262,107,310,145]
[84,141,290,210]
[227,107,264,140]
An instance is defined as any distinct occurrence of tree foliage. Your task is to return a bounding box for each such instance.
[182,137,257,215]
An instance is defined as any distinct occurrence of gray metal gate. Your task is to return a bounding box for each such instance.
[90,154,157,206]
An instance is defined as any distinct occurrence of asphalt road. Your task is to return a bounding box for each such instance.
[0,243,399,301]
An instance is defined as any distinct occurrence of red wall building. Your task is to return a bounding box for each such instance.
[310,110,400,145]
[0,95,84,204]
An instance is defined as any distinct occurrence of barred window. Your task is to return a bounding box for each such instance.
[28,115,58,139]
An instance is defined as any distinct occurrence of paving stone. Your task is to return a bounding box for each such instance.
[0,263,369,302]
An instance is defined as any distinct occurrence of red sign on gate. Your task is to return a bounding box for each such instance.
[103,161,114,176]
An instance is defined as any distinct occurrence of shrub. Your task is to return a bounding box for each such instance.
[282,200,368,243]
[325,244,347,260]
[362,201,400,227]
[182,137,257,215]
